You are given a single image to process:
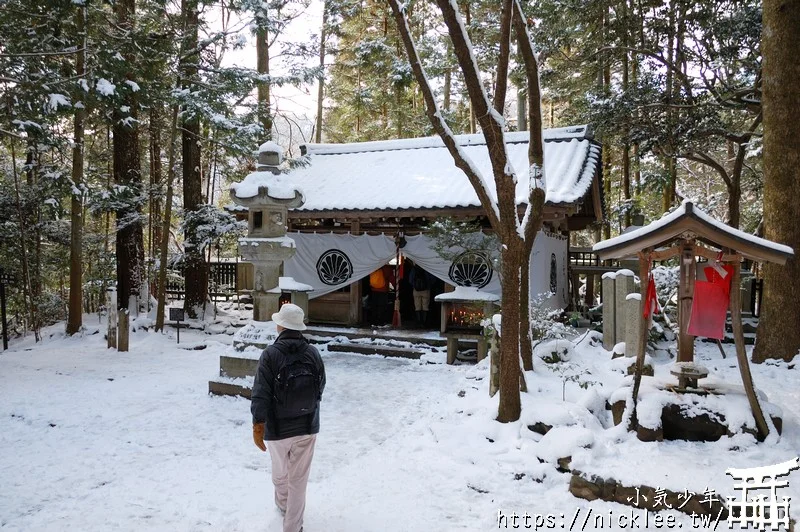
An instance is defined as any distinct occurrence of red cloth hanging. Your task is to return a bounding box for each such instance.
[643,274,659,318]
[687,264,735,340]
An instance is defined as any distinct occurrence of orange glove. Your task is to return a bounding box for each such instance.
[252,423,266,452]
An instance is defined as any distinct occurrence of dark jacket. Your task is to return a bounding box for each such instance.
[251,329,326,441]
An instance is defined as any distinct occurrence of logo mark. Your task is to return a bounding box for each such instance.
[448,251,493,289]
[316,249,353,285]
[726,457,799,530]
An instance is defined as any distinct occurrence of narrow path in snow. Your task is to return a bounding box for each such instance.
[0,330,470,531]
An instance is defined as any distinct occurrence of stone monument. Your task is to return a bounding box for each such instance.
[210,142,311,397]
[228,142,308,351]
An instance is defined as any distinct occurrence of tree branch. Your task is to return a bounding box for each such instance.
[386,0,500,229]
[682,151,731,188]
[434,0,517,235]
[512,0,546,244]
[0,128,24,139]
[0,47,86,58]
[492,0,513,115]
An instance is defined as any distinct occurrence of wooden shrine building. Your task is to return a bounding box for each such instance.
[230,125,604,326]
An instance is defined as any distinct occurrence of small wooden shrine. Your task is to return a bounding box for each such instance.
[593,202,794,441]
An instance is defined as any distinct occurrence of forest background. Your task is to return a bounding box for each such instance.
[1,0,797,364]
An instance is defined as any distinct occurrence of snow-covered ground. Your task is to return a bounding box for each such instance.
[2,316,800,531]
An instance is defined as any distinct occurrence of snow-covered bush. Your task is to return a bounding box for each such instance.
[530,292,571,341]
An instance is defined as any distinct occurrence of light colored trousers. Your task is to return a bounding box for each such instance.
[267,434,317,532]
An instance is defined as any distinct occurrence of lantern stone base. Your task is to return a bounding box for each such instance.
[209,321,276,399]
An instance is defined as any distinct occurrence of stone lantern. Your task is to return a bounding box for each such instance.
[230,142,305,321]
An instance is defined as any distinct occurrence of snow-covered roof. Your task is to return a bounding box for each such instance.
[234,126,600,213]
[593,201,795,264]
[230,172,305,204]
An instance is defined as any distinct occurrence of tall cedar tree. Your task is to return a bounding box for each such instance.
[389,0,545,422]
[181,0,208,318]
[753,0,800,362]
[114,0,146,313]
[67,2,87,334]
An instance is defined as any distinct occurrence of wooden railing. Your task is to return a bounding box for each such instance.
[166,261,238,300]
[569,248,620,270]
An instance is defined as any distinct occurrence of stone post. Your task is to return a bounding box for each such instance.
[615,270,636,348]
[106,288,117,349]
[625,293,642,358]
[602,272,616,350]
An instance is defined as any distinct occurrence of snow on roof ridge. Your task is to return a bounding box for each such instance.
[594,201,795,256]
[302,125,592,156]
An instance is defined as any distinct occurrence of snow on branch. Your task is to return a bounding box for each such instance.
[512,0,546,243]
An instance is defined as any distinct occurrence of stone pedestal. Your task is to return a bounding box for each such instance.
[239,238,297,321]
[614,270,635,347]
[625,293,642,358]
[601,273,616,350]
[209,142,307,399]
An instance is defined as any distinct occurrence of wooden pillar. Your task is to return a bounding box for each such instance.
[585,274,595,307]
[630,250,652,430]
[730,259,770,440]
[489,329,500,397]
[571,272,581,308]
[117,308,129,352]
[677,239,696,362]
[107,288,117,349]
[349,221,362,325]
[446,335,458,365]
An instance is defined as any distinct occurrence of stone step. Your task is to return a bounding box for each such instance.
[305,326,447,348]
[208,379,251,399]
[220,355,258,379]
[326,342,423,359]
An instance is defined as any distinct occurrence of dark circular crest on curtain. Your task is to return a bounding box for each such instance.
[448,251,493,288]
[316,249,353,285]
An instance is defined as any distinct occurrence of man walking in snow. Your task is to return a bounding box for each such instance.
[251,303,326,532]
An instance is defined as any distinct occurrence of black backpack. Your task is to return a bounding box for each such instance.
[272,347,321,419]
[413,268,429,291]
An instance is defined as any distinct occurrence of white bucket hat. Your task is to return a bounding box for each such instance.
[271,303,307,331]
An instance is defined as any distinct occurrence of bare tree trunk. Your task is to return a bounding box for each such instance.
[114,0,145,314]
[67,2,87,335]
[512,0,547,371]
[389,0,547,421]
[155,106,179,332]
[498,243,523,420]
[621,0,631,227]
[24,142,43,336]
[181,0,207,318]
[9,142,38,341]
[256,8,272,140]
[149,106,163,257]
[753,0,800,363]
[314,3,328,143]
